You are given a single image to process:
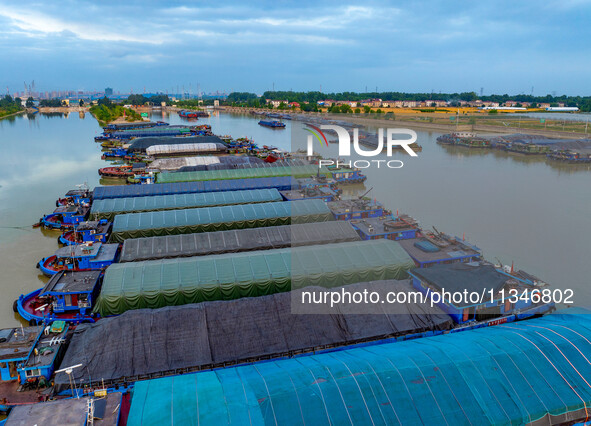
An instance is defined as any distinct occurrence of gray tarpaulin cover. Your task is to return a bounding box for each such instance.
[119,221,361,262]
[56,280,452,388]
[5,392,122,426]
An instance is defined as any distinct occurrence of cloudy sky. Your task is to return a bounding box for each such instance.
[1,0,590,95]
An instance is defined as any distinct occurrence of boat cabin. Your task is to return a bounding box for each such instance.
[409,263,553,325]
[0,327,41,382]
[59,220,112,246]
[328,199,385,221]
[102,147,128,159]
[38,243,119,276]
[398,235,482,268]
[41,271,102,315]
[295,176,336,189]
[56,189,92,206]
[17,271,103,324]
[351,214,419,240]
[18,322,69,386]
[326,165,366,184]
[280,186,337,202]
[41,205,90,229]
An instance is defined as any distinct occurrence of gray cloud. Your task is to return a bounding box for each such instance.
[0,0,589,95]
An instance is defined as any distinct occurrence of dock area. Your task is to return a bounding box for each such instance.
[0,112,581,425]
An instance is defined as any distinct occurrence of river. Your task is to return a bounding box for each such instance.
[0,110,589,327]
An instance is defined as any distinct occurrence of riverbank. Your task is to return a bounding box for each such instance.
[36,106,90,113]
[0,110,24,121]
[222,106,590,139]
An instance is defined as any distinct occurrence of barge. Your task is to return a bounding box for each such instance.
[325,164,366,183]
[90,188,284,221]
[547,149,591,163]
[92,176,297,200]
[0,324,69,411]
[258,120,286,128]
[93,239,415,316]
[118,221,360,262]
[350,214,420,240]
[327,198,385,220]
[16,271,102,324]
[398,233,482,268]
[98,165,134,178]
[58,220,111,246]
[409,262,554,323]
[108,199,333,242]
[104,121,167,131]
[40,205,89,230]
[37,242,119,276]
[279,186,338,202]
[55,187,91,207]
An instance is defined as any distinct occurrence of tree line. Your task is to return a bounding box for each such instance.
[0,95,24,118]
[226,91,591,111]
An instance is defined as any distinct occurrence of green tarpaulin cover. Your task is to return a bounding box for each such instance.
[109,199,333,243]
[94,239,415,316]
[91,188,282,221]
[157,165,330,183]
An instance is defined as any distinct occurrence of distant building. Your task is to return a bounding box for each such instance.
[105,87,113,96]
[402,100,418,108]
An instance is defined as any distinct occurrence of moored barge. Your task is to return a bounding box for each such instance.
[40,205,89,230]
[37,242,119,276]
[258,120,286,128]
[16,271,102,324]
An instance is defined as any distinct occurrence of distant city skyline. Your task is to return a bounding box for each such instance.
[1,0,590,96]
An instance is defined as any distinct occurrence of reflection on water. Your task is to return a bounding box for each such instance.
[0,111,589,328]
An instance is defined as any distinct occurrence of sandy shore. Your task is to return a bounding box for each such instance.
[222,107,588,139]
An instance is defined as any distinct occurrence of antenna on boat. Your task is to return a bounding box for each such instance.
[358,187,373,200]
[56,363,83,398]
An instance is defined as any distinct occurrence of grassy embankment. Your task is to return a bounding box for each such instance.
[0,96,24,119]
[90,104,143,125]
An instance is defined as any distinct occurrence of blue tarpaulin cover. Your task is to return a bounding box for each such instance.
[92,177,296,200]
[126,309,591,426]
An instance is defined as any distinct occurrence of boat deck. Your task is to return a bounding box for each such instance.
[54,243,102,259]
[398,237,481,264]
[328,199,383,215]
[41,270,102,294]
[76,221,111,234]
[352,215,418,235]
[0,380,43,406]
[0,327,41,361]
